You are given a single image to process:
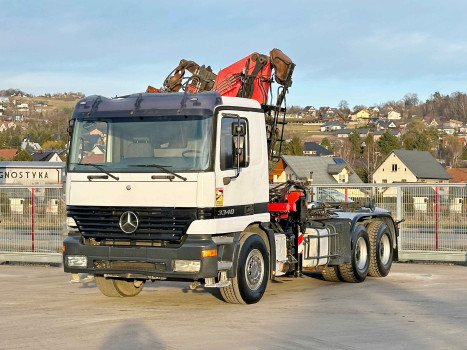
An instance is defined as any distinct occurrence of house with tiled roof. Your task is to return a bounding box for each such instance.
[0,149,19,160]
[372,149,452,184]
[270,155,362,184]
[0,121,16,132]
[320,120,345,132]
[303,142,333,157]
[31,150,62,162]
[446,168,467,183]
[350,109,370,122]
[387,111,401,120]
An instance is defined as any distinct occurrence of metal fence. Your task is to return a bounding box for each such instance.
[1,183,466,264]
[0,185,66,263]
[312,183,467,263]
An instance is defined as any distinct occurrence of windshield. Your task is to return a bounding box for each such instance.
[68,115,213,172]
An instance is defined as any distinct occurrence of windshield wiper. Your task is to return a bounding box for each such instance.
[130,164,187,181]
[70,163,120,181]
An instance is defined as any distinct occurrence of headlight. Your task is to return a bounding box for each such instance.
[173,260,201,273]
[66,255,87,267]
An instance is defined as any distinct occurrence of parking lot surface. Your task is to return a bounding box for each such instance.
[0,262,466,350]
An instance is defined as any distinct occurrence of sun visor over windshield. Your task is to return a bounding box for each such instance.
[72,91,223,119]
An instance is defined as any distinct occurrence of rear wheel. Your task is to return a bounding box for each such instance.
[220,233,269,304]
[339,224,370,283]
[367,221,393,277]
[322,266,342,282]
[95,276,145,297]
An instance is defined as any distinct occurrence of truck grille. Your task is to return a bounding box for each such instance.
[67,206,198,244]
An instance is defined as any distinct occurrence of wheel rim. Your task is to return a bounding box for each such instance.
[245,249,264,291]
[355,237,368,271]
[379,234,391,266]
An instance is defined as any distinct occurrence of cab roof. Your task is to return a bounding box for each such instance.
[71,91,224,119]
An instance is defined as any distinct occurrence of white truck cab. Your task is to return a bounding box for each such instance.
[64,92,276,303]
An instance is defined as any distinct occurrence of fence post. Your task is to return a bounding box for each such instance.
[31,187,35,252]
[312,186,318,202]
[435,186,439,250]
[396,185,402,249]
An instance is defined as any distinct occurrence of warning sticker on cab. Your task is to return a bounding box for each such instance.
[216,188,224,207]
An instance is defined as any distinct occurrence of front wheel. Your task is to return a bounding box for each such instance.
[339,224,370,283]
[220,233,269,304]
[95,276,145,297]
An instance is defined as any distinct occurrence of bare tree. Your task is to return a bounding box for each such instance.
[403,93,419,107]
[444,135,463,167]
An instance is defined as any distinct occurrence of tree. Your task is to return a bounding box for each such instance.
[444,135,463,167]
[286,136,303,155]
[42,139,65,150]
[415,133,431,151]
[377,132,401,155]
[353,105,366,113]
[403,93,419,107]
[338,100,350,115]
[13,150,33,161]
[320,137,332,151]
[348,131,362,158]
[362,133,380,182]
[403,134,417,150]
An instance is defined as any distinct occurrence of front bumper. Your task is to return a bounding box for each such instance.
[63,234,234,280]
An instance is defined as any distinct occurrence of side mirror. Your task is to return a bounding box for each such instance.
[67,119,75,137]
[232,123,246,136]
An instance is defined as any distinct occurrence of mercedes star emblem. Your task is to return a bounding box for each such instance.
[119,211,139,234]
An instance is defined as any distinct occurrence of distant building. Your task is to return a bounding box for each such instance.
[303,142,333,157]
[21,140,42,151]
[387,111,401,120]
[320,121,345,132]
[372,149,452,184]
[270,155,362,184]
[31,150,62,162]
[0,121,16,132]
[446,168,467,183]
[441,126,455,135]
[12,113,24,122]
[0,149,19,160]
[350,109,370,121]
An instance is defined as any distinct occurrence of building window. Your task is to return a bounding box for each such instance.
[339,174,346,183]
[401,179,407,182]
[392,164,398,172]
[382,179,387,183]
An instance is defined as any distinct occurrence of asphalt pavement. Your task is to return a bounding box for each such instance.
[0,262,466,350]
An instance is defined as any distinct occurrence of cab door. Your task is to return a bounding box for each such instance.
[214,111,269,231]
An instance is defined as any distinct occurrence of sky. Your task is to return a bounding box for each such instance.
[1,0,467,109]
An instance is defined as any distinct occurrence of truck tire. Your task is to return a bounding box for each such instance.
[95,276,145,297]
[220,233,269,304]
[338,224,370,283]
[367,221,393,277]
[322,266,342,282]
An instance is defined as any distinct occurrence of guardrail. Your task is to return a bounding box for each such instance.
[0,185,65,263]
[311,183,467,263]
[1,183,466,264]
